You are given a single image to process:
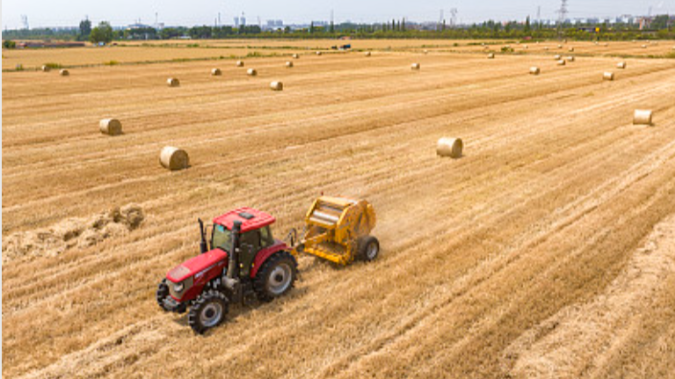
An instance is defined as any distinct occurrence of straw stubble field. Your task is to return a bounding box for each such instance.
[3,40,675,378]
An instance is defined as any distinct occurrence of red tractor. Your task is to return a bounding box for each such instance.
[156,207,298,333]
[157,196,379,334]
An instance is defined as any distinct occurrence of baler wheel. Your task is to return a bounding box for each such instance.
[358,236,380,262]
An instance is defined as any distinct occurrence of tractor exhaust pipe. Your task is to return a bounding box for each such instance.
[226,221,242,280]
[198,218,207,254]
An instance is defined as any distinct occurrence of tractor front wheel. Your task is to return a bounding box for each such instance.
[156,279,171,311]
[188,290,229,334]
[254,251,297,302]
[358,236,380,262]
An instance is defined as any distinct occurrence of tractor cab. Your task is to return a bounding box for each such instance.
[209,208,278,277]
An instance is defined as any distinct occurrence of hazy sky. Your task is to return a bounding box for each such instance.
[1,0,672,29]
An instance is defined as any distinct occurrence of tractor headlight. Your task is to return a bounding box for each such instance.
[173,282,184,293]
[168,277,193,300]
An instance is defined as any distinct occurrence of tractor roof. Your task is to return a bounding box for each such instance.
[212,207,276,233]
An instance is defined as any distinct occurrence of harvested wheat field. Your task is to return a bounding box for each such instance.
[3,40,675,379]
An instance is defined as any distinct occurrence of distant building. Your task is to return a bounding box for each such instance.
[127,23,152,29]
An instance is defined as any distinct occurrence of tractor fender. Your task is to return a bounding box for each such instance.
[251,239,289,278]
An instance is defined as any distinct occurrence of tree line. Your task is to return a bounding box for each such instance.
[2,16,674,45]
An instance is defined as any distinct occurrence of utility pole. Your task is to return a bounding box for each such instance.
[450,8,458,27]
[438,9,444,31]
[536,6,541,25]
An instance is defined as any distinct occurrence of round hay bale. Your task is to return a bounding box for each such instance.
[99,119,123,136]
[557,60,566,66]
[316,51,322,56]
[41,65,51,72]
[530,67,541,75]
[411,63,421,70]
[167,78,180,87]
[211,68,222,76]
[365,51,371,57]
[617,62,627,69]
[59,69,69,76]
[641,44,647,48]
[423,49,428,54]
[160,146,189,171]
[524,45,529,50]
[436,138,463,158]
[603,72,615,81]
[558,44,563,49]
[569,47,575,52]
[633,110,653,125]
[566,56,575,62]
[285,61,294,68]
[236,60,244,67]
[270,81,283,91]
[247,68,257,76]
[605,43,609,47]
[292,53,300,59]
[554,54,561,60]
[544,47,550,51]
[487,53,495,59]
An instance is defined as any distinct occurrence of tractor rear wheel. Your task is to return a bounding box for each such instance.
[254,251,297,302]
[188,290,229,334]
[358,236,380,261]
[156,279,171,311]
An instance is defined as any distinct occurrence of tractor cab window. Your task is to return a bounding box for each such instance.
[212,224,233,252]
[240,230,261,252]
[260,226,274,248]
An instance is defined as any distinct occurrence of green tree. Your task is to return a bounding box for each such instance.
[89,22,113,44]
[524,16,531,33]
[329,20,334,34]
[79,18,92,41]
[309,21,314,34]
[651,15,670,30]
[3,39,16,49]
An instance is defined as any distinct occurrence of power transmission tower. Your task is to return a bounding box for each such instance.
[21,15,29,30]
[556,0,568,39]
[536,6,541,24]
[450,8,458,27]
